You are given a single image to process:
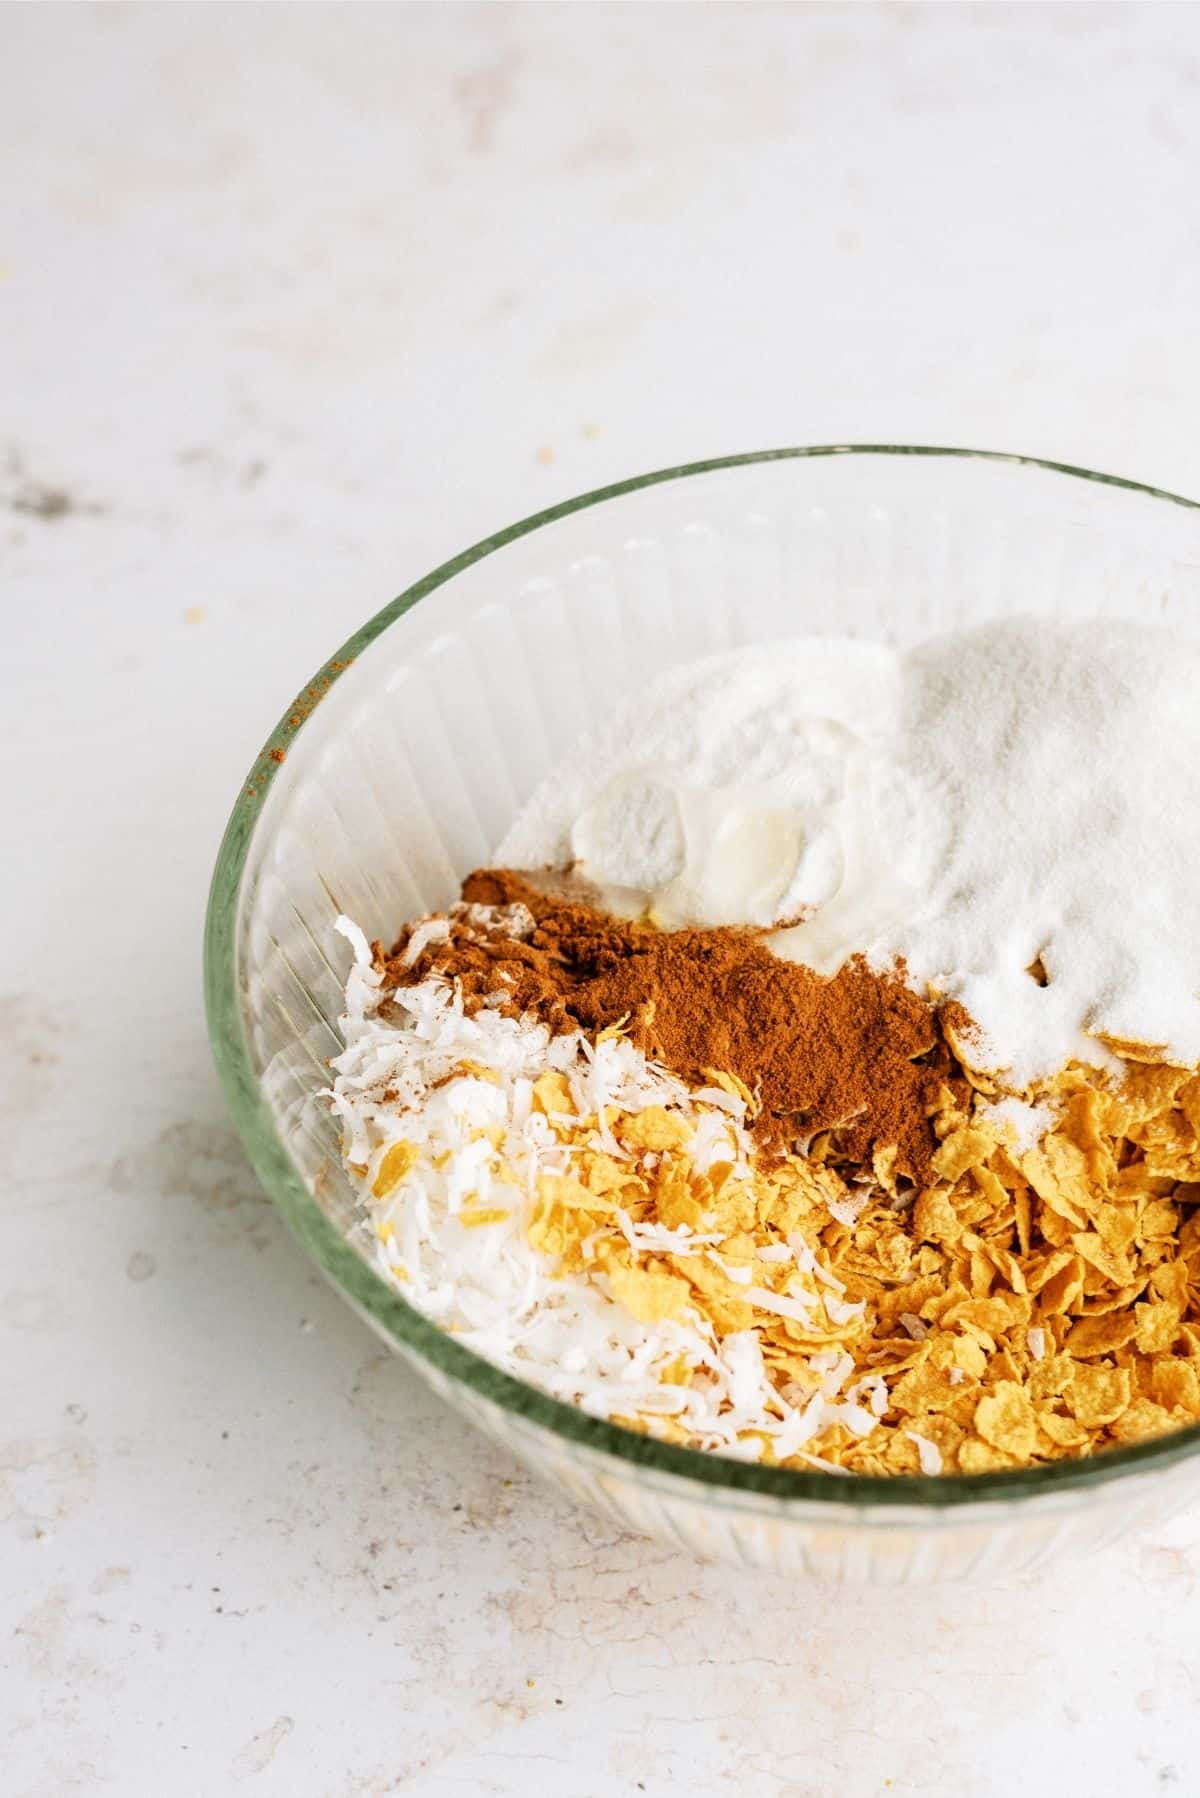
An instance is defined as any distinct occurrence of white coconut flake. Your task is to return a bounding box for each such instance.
[619,1213,719,1256]
[756,1241,794,1265]
[841,1403,880,1439]
[402,916,453,967]
[328,932,872,1462]
[741,1284,818,1325]
[1027,1325,1047,1361]
[906,1431,943,1475]
[690,1085,748,1119]
[790,1234,846,1292]
[792,1450,852,1475]
[826,1190,870,1229]
[848,1374,890,1418]
[708,1251,753,1286]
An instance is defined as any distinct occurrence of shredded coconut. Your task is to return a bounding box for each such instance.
[826,1189,870,1229]
[906,1431,943,1475]
[329,917,875,1458]
[402,917,452,967]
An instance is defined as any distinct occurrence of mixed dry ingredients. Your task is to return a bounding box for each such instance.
[329,618,1200,1475]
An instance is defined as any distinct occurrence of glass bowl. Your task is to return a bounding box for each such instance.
[205,446,1200,1581]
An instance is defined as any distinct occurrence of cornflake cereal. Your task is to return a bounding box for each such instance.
[331,914,1200,1475]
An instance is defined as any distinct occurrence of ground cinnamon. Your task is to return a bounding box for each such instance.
[378,869,971,1183]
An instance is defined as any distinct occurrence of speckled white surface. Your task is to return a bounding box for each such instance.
[7,5,1200,1793]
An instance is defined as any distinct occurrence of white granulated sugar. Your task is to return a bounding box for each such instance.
[329,917,875,1462]
[500,617,1200,1082]
[884,617,1200,1082]
[978,1097,1056,1154]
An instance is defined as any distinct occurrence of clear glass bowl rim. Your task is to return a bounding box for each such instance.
[204,443,1200,1511]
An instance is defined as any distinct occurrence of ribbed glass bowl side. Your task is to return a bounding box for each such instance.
[205,448,1200,1579]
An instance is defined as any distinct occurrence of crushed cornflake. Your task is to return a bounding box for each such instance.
[331,914,1200,1476]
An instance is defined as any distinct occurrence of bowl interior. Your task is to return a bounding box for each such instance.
[207,447,1200,1510]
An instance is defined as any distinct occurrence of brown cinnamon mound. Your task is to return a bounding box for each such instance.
[377,868,971,1183]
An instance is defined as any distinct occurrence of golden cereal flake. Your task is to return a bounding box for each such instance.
[373,1139,420,1198]
[607,1263,693,1324]
[347,962,1200,1473]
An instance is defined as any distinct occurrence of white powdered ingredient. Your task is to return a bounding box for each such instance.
[499,617,1200,1082]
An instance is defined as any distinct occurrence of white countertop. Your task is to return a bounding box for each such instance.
[7,5,1200,1793]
